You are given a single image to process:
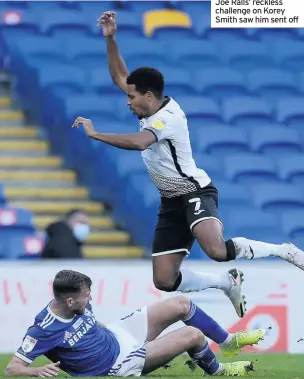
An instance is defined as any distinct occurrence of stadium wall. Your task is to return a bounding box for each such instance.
[1,260,303,354]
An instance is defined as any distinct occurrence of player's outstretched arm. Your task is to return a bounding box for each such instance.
[4,356,60,377]
[98,11,128,93]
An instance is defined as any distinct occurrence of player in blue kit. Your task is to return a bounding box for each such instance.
[5,270,266,377]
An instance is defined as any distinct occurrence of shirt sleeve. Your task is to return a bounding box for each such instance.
[145,116,174,142]
[15,326,57,364]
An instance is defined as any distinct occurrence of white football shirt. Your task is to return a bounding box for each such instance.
[140,97,211,198]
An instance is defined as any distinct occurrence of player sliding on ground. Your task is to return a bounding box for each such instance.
[5,270,266,377]
[74,10,304,321]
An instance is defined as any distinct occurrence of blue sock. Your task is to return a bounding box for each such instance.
[190,341,220,375]
[183,301,228,344]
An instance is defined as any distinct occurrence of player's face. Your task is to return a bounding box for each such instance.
[127,84,150,118]
[69,287,92,315]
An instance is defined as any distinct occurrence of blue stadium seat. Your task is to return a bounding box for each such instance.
[221,41,273,72]
[273,40,304,73]
[282,211,304,240]
[253,183,304,213]
[162,67,195,95]
[176,96,223,125]
[249,29,298,43]
[196,127,249,157]
[114,11,143,37]
[248,69,298,100]
[38,64,87,97]
[291,236,304,251]
[79,1,115,16]
[249,127,302,157]
[64,95,118,124]
[128,0,168,13]
[192,153,224,182]
[122,38,167,68]
[277,97,304,129]
[216,181,253,216]
[40,10,93,39]
[0,185,6,206]
[90,68,120,95]
[224,154,278,185]
[222,209,285,243]
[195,68,248,100]
[0,9,39,40]
[223,97,273,127]
[277,154,304,184]
[9,234,43,259]
[65,38,107,69]
[15,36,65,67]
[169,40,222,70]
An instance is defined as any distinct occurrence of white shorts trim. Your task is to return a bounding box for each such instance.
[152,248,190,257]
[190,217,223,233]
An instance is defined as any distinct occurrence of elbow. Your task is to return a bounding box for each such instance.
[136,142,148,151]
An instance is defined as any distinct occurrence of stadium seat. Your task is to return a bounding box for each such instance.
[38,64,87,97]
[114,11,143,37]
[221,41,274,72]
[224,154,278,185]
[281,211,304,240]
[272,40,304,73]
[169,40,222,70]
[277,97,304,128]
[0,185,6,206]
[195,68,248,100]
[291,236,304,251]
[121,37,168,69]
[248,69,298,100]
[222,209,285,243]
[63,95,118,124]
[161,67,195,95]
[128,0,168,13]
[40,10,93,39]
[90,68,120,95]
[249,127,302,157]
[252,183,304,213]
[14,36,65,67]
[178,0,210,20]
[196,127,249,157]
[216,181,253,215]
[65,38,107,69]
[192,153,224,182]
[222,97,274,127]
[249,29,298,43]
[143,9,193,39]
[9,234,44,259]
[176,96,223,125]
[277,154,304,184]
[0,9,40,41]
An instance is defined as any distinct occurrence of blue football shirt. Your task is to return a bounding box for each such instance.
[15,303,120,377]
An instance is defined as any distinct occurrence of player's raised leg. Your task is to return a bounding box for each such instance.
[143,326,254,376]
[192,218,304,271]
[151,199,246,318]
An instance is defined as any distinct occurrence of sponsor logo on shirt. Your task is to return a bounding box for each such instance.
[152,119,165,130]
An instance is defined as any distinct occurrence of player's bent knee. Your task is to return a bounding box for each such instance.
[174,295,191,318]
[204,244,227,262]
[185,326,205,347]
[153,277,177,292]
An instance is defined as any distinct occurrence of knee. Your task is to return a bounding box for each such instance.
[173,295,191,318]
[153,273,180,292]
[185,326,206,347]
[204,244,227,262]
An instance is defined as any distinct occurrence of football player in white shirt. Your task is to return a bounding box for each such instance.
[73,11,304,319]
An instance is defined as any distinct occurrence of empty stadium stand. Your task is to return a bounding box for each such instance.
[0,0,303,259]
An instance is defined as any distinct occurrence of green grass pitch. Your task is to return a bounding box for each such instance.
[1,353,304,378]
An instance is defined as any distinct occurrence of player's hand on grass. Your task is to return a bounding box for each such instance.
[36,361,60,377]
[72,117,96,138]
[97,11,117,37]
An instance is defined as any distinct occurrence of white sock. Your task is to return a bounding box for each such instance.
[232,237,288,260]
[218,333,233,347]
[177,268,231,293]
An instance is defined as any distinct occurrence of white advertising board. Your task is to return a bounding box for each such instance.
[1,260,303,354]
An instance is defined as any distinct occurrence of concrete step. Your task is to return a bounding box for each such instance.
[11,201,104,214]
[0,110,23,122]
[83,246,143,258]
[0,127,36,138]
[0,156,62,168]
[0,97,11,108]
[0,170,76,182]
[0,140,48,152]
[5,187,88,200]
[86,231,130,245]
[34,215,114,230]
